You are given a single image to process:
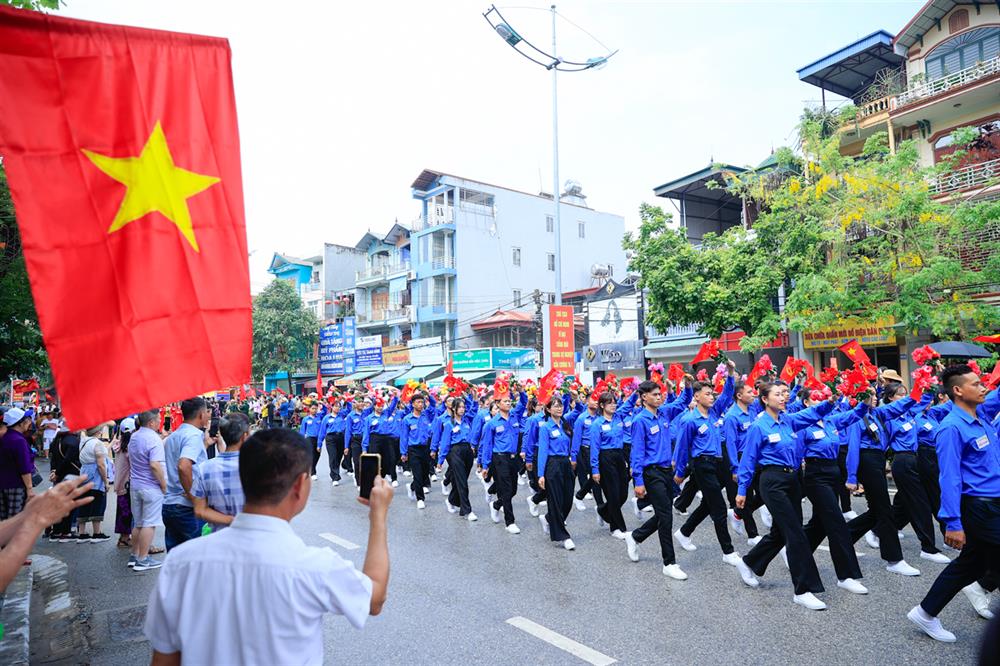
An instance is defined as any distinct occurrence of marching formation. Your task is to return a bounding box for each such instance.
[297,341,998,644]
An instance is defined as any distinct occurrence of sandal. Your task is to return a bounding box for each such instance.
[116,538,131,548]
[149,546,165,555]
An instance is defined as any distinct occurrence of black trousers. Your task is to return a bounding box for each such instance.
[837,446,852,512]
[528,462,546,505]
[803,458,863,581]
[408,445,431,501]
[675,474,699,512]
[446,443,474,515]
[680,457,735,554]
[744,467,824,595]
[597,449,628,534]
[846,449,903,562]
[307,437,319,475]
[575,445,605,507]
[370,434,398,482]
[491,453,519,526]
[325,433,343,481]
[916,446,947,536]
[921,496,1000,617]
[890,451,939,554]
[349,436,363,482]
[543,456,574,542]
[632,465,677,566]
[734,451,760,538]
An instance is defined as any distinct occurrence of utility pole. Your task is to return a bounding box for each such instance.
[533,289,544,354]
[551,4,563,305]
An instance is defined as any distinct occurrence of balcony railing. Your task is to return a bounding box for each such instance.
[412,205,455,231]
[840,96,891,129]
[894,56,1000,108]
[357,306,412,325]
[301,281,322,293]
[355,261,410,283]
[430,255,455,270]
[931,157,1000,196]
[654,322,702,339]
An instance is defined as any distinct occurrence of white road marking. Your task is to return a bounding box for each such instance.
[506,616,617,666]
[318,532,360,550]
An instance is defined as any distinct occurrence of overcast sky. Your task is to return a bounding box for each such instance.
[60,0,923,291]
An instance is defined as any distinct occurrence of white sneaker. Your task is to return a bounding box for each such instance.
[625,532,640,562]
[864,531,880,549]
[760,505,772,529]
[842,510,858,520]
[886,560,921,576]
[695,490,703,500]
[574,498,587,512]
[793,592,827,611]
[672,500,688,516]
[333,480,340,487]
[348,471,355,478]
[780,547,789,569]
[527,496,540,517]
[611,529,627,540]
[311,474,318,480]
[596,512,607,528]
[898,530,905,539]
[403,470,412,477]
[506,523,521,535]
[907,605,956,642]
[722,552,743,567]
[408,487,416,501]
[467,512,478,522]
[920,551,951,564]
[484,487,493,504]
[539,514,549,535]
[584,492,593,500]
[663,564,688,580]
[440,479,448,495]
[490,504,501,523]
[424,487,431,494]
[674,530,697,551]
[563,538,576,551]
[837,578,869,594]
[390,480,398,488]
[517,474,526,486]
[431,473,439,482]
[963,582,995,620]
[632,497,644,519]
[446,502,458,514]
[729,510,745,536]
[417,500,426,510]
[642,504,654,513]
[736,558,759,588]
[747,536,763,547]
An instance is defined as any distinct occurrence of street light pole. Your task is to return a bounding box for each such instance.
[550,4,563,306]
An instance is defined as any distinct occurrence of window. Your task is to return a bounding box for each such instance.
[513,289,522,307]
[546,215,554,233]
[544,292,556,304]
[512,247,521,267]
[578,221,585,238]
[546,253,555,271]
[925,27,1000,79]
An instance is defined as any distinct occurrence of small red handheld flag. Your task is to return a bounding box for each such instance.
[0,7,251,428]
[838,340,871,368]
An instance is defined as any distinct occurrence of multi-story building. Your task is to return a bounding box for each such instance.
[798,1,1000,199]
[267,243,365,321]
[408,169,627,351]
[353,223,415,346]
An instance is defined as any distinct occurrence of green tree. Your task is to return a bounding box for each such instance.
[626,119,1000,351]
[0,0,60,10]
[252,279,318,388]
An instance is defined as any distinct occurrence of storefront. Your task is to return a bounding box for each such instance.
[803,318,902,373]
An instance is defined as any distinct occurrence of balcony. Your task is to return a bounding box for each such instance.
[301,280,322,294]
[656,322,702,339]
[411,205,455,232]
[357,306,413,327]
[355,261,411,285]
[930,157,1000,197]
[430,255,455,271]
[893,56,1000,110]
[840,96,892,131]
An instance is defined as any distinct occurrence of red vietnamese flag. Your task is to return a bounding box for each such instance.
[974,334,1000,344]
[0,7,251,428]
[838,340,871,368]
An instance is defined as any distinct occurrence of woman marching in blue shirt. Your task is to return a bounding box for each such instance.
[537,394,577,550]
[589,392,628,539]
[436,399,478,522]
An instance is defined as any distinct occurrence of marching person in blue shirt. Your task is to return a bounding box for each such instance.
[366,395,400,487]
[479,386,525,534]
[343,394,372,485]
[436,398,477,521]
[589,391,628,539]
[400,393,435,509]
[724,381,763,544]
[735,381,840,609]
[909,365,1000,643]
[571,393,603,513]
[298,403,322,479]
[536,395,577,550]
[318,400,347,486]
[522,402,547,517]
[430,397,454,494]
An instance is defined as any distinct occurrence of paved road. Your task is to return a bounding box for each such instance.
[28,450,992,665]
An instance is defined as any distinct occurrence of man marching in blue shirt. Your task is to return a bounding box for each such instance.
[299,403,322,479]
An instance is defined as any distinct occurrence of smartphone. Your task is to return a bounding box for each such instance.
[209,417,220,438]
[359,453,381,500]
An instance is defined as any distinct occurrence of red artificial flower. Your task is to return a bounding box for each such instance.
[912,345,941,367]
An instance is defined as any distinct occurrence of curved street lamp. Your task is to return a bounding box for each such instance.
[483,4,617,305]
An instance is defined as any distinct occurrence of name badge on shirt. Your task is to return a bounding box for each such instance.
[812,430,826,440]
[371,419,378,426]
[767,433,781,443]
[868,423,878,432]
[715,419,724,427]
[625,420,632,427]
[902,422,912,432]
[585,418,593,426]
[409,424,417,431]
[496,425,505,434]
[976,435,991,450]
[742,422,751,431]
[551,428,562,437]
[923,423,934,431]
[698,424,708,434]
[650,425,660,435]
[387,417,393,422]
[601,424,611,432]
[452,426,460,433]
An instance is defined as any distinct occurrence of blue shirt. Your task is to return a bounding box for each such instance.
[299,414,321,438]
[343,407,371,450]
[191,451,244,531]
[673,390,734,477]
[630,407,672,486]
[845,396,924,483]
[737,402,835,496]
[163,423,207,507]
[589,415,625,475]
[723,403,755,458]
[400,410,434,455]
[317,411,345,442]
[800,401,868,460]
[522,412,545,464]
[438,417,473,461]
[537,418,572,476]
[571,411,599,460]
[480,412,519,468]
[935,404,1000,531]
[430,411,451,454]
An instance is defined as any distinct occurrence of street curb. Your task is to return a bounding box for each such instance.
[0,560,32,666]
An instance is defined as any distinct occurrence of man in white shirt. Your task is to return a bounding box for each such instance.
[144,428,392,665]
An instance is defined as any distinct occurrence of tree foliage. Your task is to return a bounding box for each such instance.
[626,118,1000,351]
[0,0,61,10]
[251,278,318,380]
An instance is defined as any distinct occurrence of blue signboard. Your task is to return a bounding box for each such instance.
[355,335,383,370]
[318,317,357,375]
[490,347,536,369]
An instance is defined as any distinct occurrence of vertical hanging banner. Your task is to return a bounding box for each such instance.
[543,304,576,374]
[0,7,251,428]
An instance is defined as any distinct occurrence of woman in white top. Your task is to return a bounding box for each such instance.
[77,423,112,542]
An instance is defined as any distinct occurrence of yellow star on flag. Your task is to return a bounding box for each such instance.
[82,121,219,252]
